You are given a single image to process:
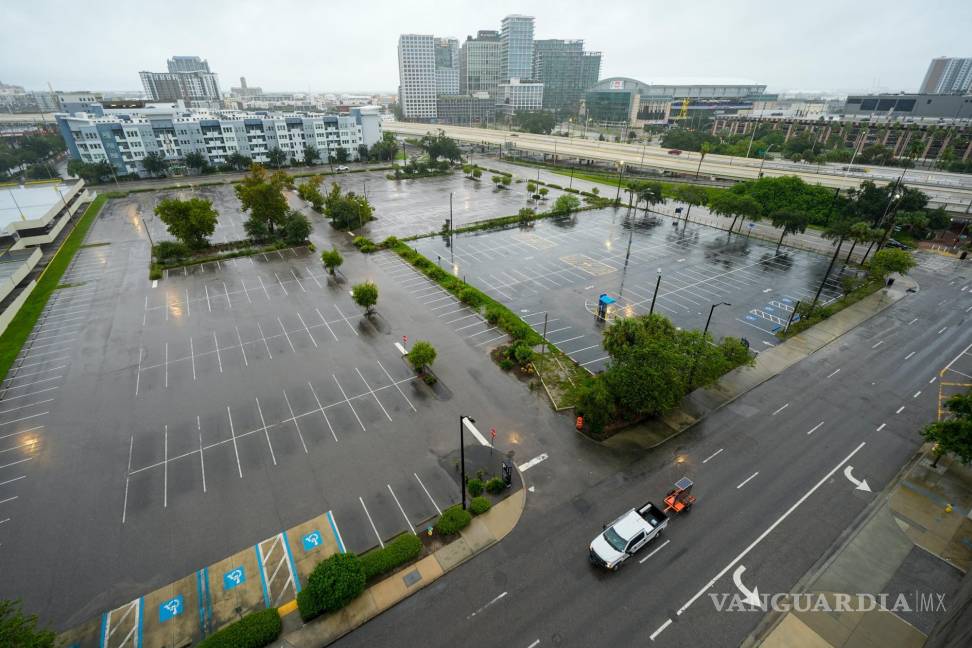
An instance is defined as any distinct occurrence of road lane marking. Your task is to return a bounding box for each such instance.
[675,441,867,617]
[650,618,673,641]
[807,421,825,435]
[896,406,905,414]
[907,318,918,325]
[826,369,841,378]
[467,591,508,619]
[771,403,789,415]
[871,340,884,348]
[639,539,671,563]
[737,472,759,489]
[929,376,936,384]
[938,326,948,334]
[904,351,916,360]
[876,423,886,432]
[702,448,724,463]
[913,391,921,398]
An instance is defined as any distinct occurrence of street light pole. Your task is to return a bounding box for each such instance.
[614,161,625,204]
[758,144,775,178]
[459,415,475,510]
[688,302,730,387]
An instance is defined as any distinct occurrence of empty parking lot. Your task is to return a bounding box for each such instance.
[412,207,850,372]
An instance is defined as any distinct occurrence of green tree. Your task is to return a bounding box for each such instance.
[418,130,462,162]
[695,141,711,178]
[518,207,536,225]
[491,174,503,187]
[574,376,616,434]
[867,248,916,281]
[351,281,378,314]
[333,147,349,164]
[922,392,972,466]
[512,111,557,134]
[708,192,761,234]
[236,165,290,239]
[155,197,218,250]
[673,184,708,221]
[280,210,312,245]
[184,151,207,172]
[526,181,537,194]
[303,144,321,166]
[0,599,55,648]
[472,167,482,180]
[769,209,810,252]
[369,132,399,161]
[323,184,374,229]
[297,176,325,211]
[843,221,880,263]
[141,151,168,177]
[538,187,549,199]
[637,182,664,211]
[500,175,512,188]
[906,137,925,166]
[553,194,581,215]
[225,152,252,171]
[321,247,343,275]
[267,147,287,168]
[407,341,437,373]
[303,553,366,614]
[67,159,113,184]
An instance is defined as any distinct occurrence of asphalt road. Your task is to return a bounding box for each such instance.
[333,255,971,648]
[388,122,972,212]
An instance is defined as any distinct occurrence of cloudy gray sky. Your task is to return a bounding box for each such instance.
[3,0,969,95]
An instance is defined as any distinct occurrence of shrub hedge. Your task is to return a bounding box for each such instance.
[486,477,506,494]
[434,505,472,535]
[297,553,366,622]
[197,608,282,648]
[360,533,423,580]
[469,496,491,515]
[467,478,484,496]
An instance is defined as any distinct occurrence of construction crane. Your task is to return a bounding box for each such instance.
[673,98,690,121]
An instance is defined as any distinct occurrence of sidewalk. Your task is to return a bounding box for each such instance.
[752,450,972,648]
[272,489,525,648]
[603,276,915,451]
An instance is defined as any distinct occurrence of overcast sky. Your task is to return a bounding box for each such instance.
[3,0,969,95]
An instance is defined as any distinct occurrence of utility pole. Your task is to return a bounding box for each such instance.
[614,161,625,204]
[459,415,474,510]
[649,275,661,315]
[809,188,844,312]
[688,302,730,387]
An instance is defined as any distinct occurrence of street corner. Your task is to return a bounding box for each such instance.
[286,512,343,588]
[369,554,443,611]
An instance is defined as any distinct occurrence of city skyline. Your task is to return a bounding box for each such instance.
[3,0,970,95]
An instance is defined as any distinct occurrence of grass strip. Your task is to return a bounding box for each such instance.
[0,194,107,383]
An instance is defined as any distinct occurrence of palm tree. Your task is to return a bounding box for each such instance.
[673,185,708,222]
[843,221,878,263]
[637,182,664,213]
[770,209,810,252]
[695,142,711,179]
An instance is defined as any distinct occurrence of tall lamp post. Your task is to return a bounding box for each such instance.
[614,161,625,204]
[758,144,775,178]
[459,415,475,510]
[689,302,730,387]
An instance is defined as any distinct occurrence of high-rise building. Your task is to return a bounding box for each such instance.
[532,39,602,113]
[919,57,972,95]
[496,78,544,115]
[459,30,502,96]
[398,34,437,120]
[167,56,211,73]
[500,15,535,81]
[434,38,460,96]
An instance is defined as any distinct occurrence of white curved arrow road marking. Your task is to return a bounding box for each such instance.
[732,565,762,608]
[843,465,871,492]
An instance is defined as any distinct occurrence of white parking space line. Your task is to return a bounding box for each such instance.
[227,406,243,478]
[308,381,339,442]
[387,484,415,533]
[377,360,416,412]
[297,312,319,348]
[356,368,392,422]
[360,497,384,548]
[315,308,340,342]
[282,390,309,454]
[254,397,277,466]
[771,403,789,415]
[414,472,441,515]
[807,421,825,435]
[333,374,366,431]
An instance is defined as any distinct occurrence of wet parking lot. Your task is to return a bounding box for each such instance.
[412,207,850,372]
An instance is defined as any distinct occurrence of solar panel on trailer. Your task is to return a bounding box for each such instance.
[675,477,694,490]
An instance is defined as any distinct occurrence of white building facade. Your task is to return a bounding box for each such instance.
[398,34,437,119]
[496,78,544,115]
[56,104,382,177]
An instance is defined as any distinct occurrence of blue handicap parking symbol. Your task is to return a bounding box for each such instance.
[764,306,775,312]
[223,567,245,591]
[159,595,183,623]
[746,315,757,321]
[302,530,323,552]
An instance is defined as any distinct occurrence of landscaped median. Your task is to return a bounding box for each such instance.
[0,193,106,384]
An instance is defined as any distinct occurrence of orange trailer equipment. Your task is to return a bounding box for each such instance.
[663,477,696,514]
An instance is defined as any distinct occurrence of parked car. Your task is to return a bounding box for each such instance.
[336,165,350,172]
[885,239,911,250]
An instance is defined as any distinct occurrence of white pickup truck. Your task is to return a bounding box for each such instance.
[589,500,669,570]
